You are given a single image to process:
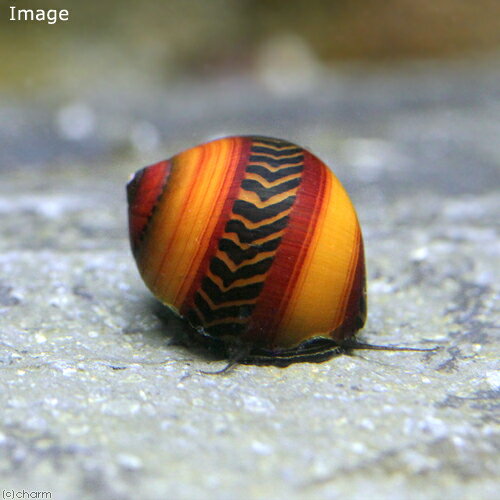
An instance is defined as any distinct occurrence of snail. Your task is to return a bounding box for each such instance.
[127,135,435,367]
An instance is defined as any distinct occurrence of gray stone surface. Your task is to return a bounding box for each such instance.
[1,61,499,499]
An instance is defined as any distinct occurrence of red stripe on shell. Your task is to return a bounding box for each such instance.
[127,160,171,257]
[244,149,328,347]
[331,235,367,341]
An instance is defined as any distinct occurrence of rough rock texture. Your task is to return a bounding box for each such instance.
[1,61,499,500]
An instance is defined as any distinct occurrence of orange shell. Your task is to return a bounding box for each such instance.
[127,136,366,354]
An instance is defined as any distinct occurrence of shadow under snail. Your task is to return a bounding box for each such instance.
[127,135,435,367]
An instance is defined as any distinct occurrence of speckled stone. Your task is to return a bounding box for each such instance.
[0,61,499,500]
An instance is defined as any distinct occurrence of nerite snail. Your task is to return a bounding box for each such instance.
[127,135,434,366]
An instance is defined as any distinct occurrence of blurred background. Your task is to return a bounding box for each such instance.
[1,0,499,175]
[0,0,500,201]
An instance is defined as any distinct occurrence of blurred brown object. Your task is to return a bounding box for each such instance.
[247,0,500,60]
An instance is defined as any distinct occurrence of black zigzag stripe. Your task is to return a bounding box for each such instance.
[201,276,264,304]
[186,138,305,336]
[241,178,301,202]
[218,236,281,266]
[251,146,303,156]
[248,155,303,168]
[224,217,289,243]
[246,164,303,182]
[205,322,246,337]
[250,136,290,145]
[210,256,274,288]
[232,197,295,223]
[188,304,248,337]
[194,293,253,322]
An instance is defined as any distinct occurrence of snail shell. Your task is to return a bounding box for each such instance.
[127,136,366,361]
